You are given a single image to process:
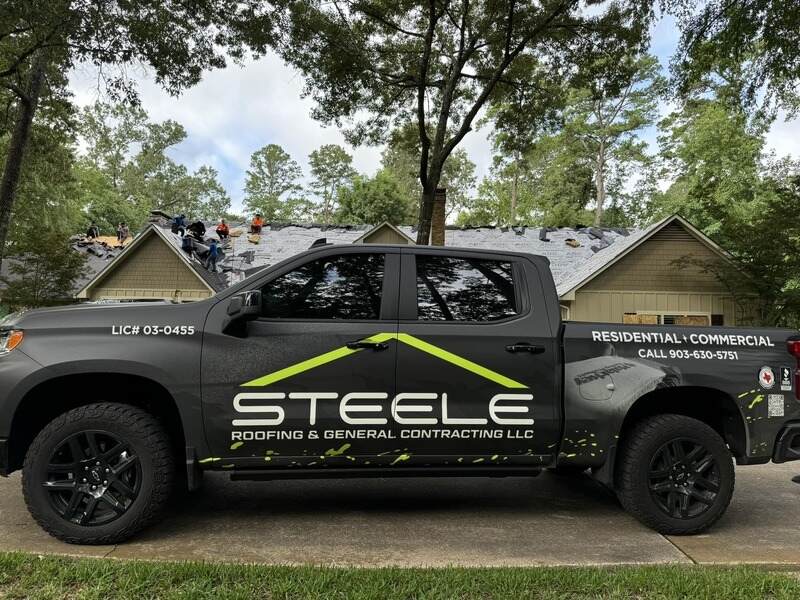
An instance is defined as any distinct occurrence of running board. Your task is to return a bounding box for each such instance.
[230,466,543,481]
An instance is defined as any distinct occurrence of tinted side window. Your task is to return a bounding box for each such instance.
[416,255,518,321]
[262,254,384,319]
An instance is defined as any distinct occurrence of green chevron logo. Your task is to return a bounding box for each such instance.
[240,332,528,389]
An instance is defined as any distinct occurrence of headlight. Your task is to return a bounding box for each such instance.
[0,329,24,356]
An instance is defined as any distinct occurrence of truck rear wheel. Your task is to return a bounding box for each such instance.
[616,414,734,535]
[22,403,174,545]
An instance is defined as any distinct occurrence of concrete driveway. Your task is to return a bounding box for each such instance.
[1,463,798,567]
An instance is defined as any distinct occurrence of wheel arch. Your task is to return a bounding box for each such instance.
[7,372,187,475]
[594,385,747,487]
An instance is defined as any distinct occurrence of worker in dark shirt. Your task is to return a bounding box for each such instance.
[187,220,206,240]
[204,239,220,272]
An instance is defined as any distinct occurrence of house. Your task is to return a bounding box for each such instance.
[74,214,747,326]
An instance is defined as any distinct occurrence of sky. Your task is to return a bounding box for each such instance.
[68,13,800,214]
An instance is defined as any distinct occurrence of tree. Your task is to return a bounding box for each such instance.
[75,102,232,229]
[272,0,652,243]
[308,144,356,224]
[243,144,304,221]
[335,170,408,225]
[459,135,594,227]
[651,70,800,326]
[561,54,665,225]
[382,125,477,221]
[0,1,261,267]
[0,232,86,310]
[670,0,800,114]
[185,166,232,221]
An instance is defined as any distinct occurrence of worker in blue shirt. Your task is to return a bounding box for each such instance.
[205,239,220,272]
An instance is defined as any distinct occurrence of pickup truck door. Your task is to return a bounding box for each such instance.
[200,248,399,467]
[393,249,560,466]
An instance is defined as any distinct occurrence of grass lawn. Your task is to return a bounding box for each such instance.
[0,552,799,599]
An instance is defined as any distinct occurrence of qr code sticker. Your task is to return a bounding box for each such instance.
[768,394,785,418]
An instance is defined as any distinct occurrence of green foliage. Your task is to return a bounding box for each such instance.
[244,143,305,221]
[308,144,356,224]
[382,124,477,221]
[670,0,800,114]
[267,0,653,241]
[652,73,800,326]
[75,102,231,231]
[0,232,86,310]
[335,170,409,226]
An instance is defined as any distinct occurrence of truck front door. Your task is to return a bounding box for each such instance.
[200,248,399,468]
[393,249,560,466]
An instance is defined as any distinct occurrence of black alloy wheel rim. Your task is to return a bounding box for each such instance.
[42,430,142,526]
[647,437,721,520]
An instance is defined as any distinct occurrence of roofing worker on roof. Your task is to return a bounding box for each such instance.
[187,220,206,241]
[216,219,229,240]
[251,213,264,234]
[86,221,100,239]
[204,239,220,273]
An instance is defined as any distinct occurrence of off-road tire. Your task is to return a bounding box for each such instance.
[616,414,734,535]
[22,403,174,545]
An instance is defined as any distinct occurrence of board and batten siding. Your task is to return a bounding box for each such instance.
[566,221,741,325]
[581,222,729,293]
[88,233,212,301]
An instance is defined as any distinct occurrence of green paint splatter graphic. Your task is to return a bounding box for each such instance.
[198,457,221,464]
[391,453,411,465]
[222,464,235,469]
[325,443,351,457]
[473,458,484,463]
[748,395,764,410]
[230,441,244,450]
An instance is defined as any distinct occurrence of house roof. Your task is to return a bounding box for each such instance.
[160,219,633,291]
[75,214,723,301]
[75,225,219,298]
[353,221,417,244]
[555,214,731,298]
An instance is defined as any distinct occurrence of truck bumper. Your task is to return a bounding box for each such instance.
[773,423,800,463]
[0,438,8,476]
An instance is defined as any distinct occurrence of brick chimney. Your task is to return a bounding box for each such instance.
[431,187,446,246]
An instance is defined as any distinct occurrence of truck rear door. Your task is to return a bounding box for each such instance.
[393,248,560,466]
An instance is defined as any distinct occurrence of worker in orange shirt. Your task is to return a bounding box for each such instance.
[216,218,230,240]
[250,213,264,234]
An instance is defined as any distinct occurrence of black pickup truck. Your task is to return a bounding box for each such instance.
[1,244,799,544]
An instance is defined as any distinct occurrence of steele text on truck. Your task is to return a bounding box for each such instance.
[1,244,799,544]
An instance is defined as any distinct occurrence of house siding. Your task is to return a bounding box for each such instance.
[568,290,741,325]
[361,228,413,244]
[566,221,749,325]
[581,222,729,293]
[88,234,212,301]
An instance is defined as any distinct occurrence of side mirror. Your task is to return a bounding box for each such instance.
[227,290,261,321]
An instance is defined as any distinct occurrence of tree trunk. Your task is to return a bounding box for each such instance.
[593,143,606,227]
[511,166,519,226]
[0,53,47,268]
[416,185,436,245]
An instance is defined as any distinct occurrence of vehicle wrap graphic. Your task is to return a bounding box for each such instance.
[240,332,529,389]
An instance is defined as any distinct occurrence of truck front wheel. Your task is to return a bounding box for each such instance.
[616,414,734,535]
[22,403,175,545]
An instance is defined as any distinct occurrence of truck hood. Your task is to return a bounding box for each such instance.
[2,300,214,330]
